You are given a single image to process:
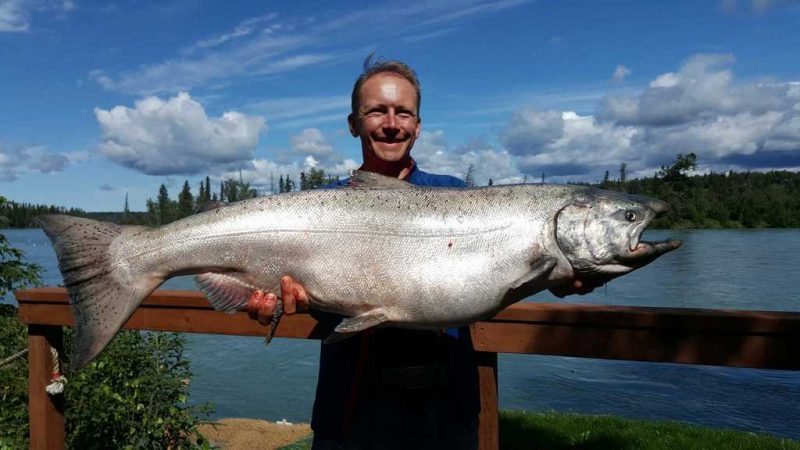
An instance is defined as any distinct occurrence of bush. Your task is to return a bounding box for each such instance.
[0,305,30,449]
[0,310,214,449]
[66,330,214,449]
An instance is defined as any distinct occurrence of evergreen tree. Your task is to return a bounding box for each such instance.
[178,180,194,219]
[197,181,206,210]
[620,162,627,186]
[464,164,475,188]
[278,175,285,193]
[157,185,173,224]
[300,172,308,190]
[306,168,328,190]
[122,193,130,224]
[488,178,494,186]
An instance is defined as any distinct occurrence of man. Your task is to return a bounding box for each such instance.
[247,58,598,449]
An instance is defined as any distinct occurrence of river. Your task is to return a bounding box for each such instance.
[3,228,799,439]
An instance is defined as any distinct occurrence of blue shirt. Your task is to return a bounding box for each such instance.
[310,165,480,437]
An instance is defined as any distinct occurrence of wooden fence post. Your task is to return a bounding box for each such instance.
[477,351,499,450]
[27,325,65,450]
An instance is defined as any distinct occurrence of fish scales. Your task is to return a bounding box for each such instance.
[37,172,681,369]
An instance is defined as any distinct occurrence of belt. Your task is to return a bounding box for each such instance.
[374,363,447,392]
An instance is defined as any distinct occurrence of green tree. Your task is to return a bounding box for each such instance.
[465,165,475,188]
[157,184,175,224]
[619,162,627,187]
[178,181,194,219]
[658,152,697,182]
[0,197,42,303]
[305,168,329,190]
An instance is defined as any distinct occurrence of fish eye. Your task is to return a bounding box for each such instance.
[624,211,637,222]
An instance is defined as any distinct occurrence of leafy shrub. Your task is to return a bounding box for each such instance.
[0,305,30,449]
[66,330,214,450]
[1,311,214,449]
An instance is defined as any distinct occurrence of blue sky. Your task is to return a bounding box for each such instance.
[1,0,799,211]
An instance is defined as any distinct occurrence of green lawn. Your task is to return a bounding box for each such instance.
[499,410,800,450]
[278,411,800,450]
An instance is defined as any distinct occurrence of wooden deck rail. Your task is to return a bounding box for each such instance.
[15,287,800,450]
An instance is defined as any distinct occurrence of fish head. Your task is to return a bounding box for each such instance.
[555,189,682,278]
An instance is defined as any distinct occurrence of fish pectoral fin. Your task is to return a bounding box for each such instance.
[325,309,389,343]
[348,170,416,189]
[195,272,260,313]
[511,257,557,290]
[501,257,558,306]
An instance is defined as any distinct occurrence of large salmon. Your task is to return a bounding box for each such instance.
[37,171,681,369]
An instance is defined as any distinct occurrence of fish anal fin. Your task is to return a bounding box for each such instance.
[325,309,389,343]
[195,272,261,313]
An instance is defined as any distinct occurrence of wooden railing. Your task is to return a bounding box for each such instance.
[15,287,800,450]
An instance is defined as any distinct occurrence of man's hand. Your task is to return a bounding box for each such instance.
[246,276,310,325]
[549,277,606,299]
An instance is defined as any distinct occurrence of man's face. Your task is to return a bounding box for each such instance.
[349,73,421,166]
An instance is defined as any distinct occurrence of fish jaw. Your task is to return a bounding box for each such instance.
[555,189,682,277]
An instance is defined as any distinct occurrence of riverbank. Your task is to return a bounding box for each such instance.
[198,412,800,450]
[197,418,311,449]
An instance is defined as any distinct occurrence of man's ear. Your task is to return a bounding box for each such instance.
[414,117,421,139]
[347,113,359,137]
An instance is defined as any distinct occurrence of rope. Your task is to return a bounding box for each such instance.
[0,347,67,395]
[45,346,66,395]
[0,349,27,367]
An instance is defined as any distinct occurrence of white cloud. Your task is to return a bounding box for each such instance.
[95,92,266,175]
[90,0,531,95]
[412,131,522,185]
[0,143,78,181]
[612,64,631,82]
[291,128,334,160]
[494,53,800,180]
[0,0,29,32]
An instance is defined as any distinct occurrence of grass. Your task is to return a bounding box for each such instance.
[277,411,800,450]
[499,410,800,450]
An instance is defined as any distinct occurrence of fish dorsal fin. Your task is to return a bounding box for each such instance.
[195,272,260,313]
[348,170,416,189]
[197,200,228,213]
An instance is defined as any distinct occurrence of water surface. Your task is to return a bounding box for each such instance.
[4,228,798,438]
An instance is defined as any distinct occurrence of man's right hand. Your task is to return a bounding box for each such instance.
[246,276,310,325]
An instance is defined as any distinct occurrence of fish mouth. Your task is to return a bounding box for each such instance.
[623,200,681,267]
[622,239,683,267]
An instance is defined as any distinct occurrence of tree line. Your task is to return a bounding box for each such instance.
[592,153,800,228]
[2,159,799,229]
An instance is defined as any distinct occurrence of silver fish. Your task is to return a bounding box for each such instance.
[37,171,681,369]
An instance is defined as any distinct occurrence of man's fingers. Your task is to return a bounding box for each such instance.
[294,285,309,312]
[246,290,266,320]
[257,293,278,326]
[281,276,296,314]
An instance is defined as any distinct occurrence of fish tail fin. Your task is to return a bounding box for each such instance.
[36,215,163,370]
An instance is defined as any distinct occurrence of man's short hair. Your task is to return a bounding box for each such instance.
[350,55,421,117]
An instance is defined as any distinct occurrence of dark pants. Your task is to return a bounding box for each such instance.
[311,387,479,450]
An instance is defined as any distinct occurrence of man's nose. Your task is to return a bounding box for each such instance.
[384,110,398,129]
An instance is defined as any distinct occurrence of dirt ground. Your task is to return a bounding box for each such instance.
[197,418,312,450]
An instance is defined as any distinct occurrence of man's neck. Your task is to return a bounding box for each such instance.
[359,157,415,180]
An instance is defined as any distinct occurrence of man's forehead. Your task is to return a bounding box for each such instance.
[359,73,418,107]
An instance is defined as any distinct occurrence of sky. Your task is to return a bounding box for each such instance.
[1,0,800,211]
